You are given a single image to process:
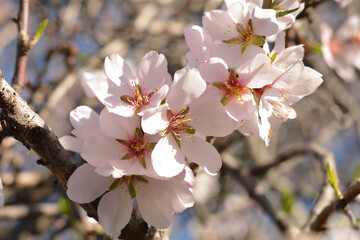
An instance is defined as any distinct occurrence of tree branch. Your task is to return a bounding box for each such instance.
[310,179,360,231]
[12,0,30,95]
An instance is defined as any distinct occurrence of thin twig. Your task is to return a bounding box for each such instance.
[12,0,30,94]
[310,179,360,231]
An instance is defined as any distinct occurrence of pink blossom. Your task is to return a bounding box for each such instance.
[142,67,235,178]
[59,106,102,153]
[198,54,281,123]
[79,70,109,102]
[81,108,161,178]
[246,61,323,145]
[321,15,360,82]
[202,0,278,67]
[67,163,194,238]
[103,51,172,116]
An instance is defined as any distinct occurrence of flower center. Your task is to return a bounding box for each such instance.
[224,20,255,48]
[159,107,195,147]
[120,85,154,112]
[109,175,148,199]
[117,128,156,168]
[215,70,252,106]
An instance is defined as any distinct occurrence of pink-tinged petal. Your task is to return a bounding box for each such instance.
[203,10,238,40]
[252,7,278,36]
[334,61,358,82]
[137,51,172,90]
[137,178,174,229]
[59,136,83,153]
[239,54,279,88]
[184,26,206,59]
[151,135,185,178]
[198,58,229,84]
[171,178,194,212]
[227,1,247,23]
[288,67,323,97]
[189,87,236,137]
[181,134,222,175]
[110,155,160,178]
[224,97,255,122]
[275,45,304,67]
[272,31,285,54]
[0,178,4,207]
[185,51,201,67]
[212,43,244,68]
[80,70,109,104]
[141,104,169,135]
[273,61,304,89]
[98,186,133,238]
[81,135,122,168]
[138,85,169,116]
[104,54,133,86]
[95,166,121,177]
[103,99,135,117]
[70,106,99,129]
[99,108,140,140]
[183,166,195,188]
[167,68,206,113]
[66,163,110,204]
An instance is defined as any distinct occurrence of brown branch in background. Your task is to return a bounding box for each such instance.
[12,0,30,95]
[310,179,360,231]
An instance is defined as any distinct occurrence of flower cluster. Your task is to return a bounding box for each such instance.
[61,0,323,237]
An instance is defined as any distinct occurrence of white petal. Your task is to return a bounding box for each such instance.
[288,66,323,97]
[137,178,175,229]
[252,7,278,36]
[80,70,109,103]
[137,51,172,91]
[59,135,83,153]
[273,61,304,89]
[70,106,99,129]
[227,1,247,23]
[203,10,238,40]
[181,134,222,175]
[151,135,185,178]
[189,87,236,137]
[81,135,122,168]
[104,54,133,86]
[67,163,110,204]
[138,85,169,116]
[98,186,133,238]
[184,26,206,60]
[141,104,169,135]
[198,58,229,84]
[167,68,206,113]
[99,108,140,140]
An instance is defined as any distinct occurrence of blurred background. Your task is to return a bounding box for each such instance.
[0,0,360,239]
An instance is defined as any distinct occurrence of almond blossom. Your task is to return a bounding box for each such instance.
[67,163,194,238]
[142,67,236,178]
[197,54,281,123]
[321,15,360,82]
[202,0,278,67]
[247,61,323,145]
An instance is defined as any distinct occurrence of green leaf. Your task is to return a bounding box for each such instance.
[276,8,299,18]
[26,151,36,155]
[120,95,133,104]
[128,182,136,198]
[58,197,76,228]
[271,0,277,9]
[137,176,148,183]
[212,83,227,90]
[312,42,323,54]
[281,189,295,214]
[160,98,166,105]
[109,179,121,190]
[117,139,128,146]
[29,19,49,48]
[327,162,343,199]
[252,35,265,46]
[353,161,360,180]
[241,46,247,55]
